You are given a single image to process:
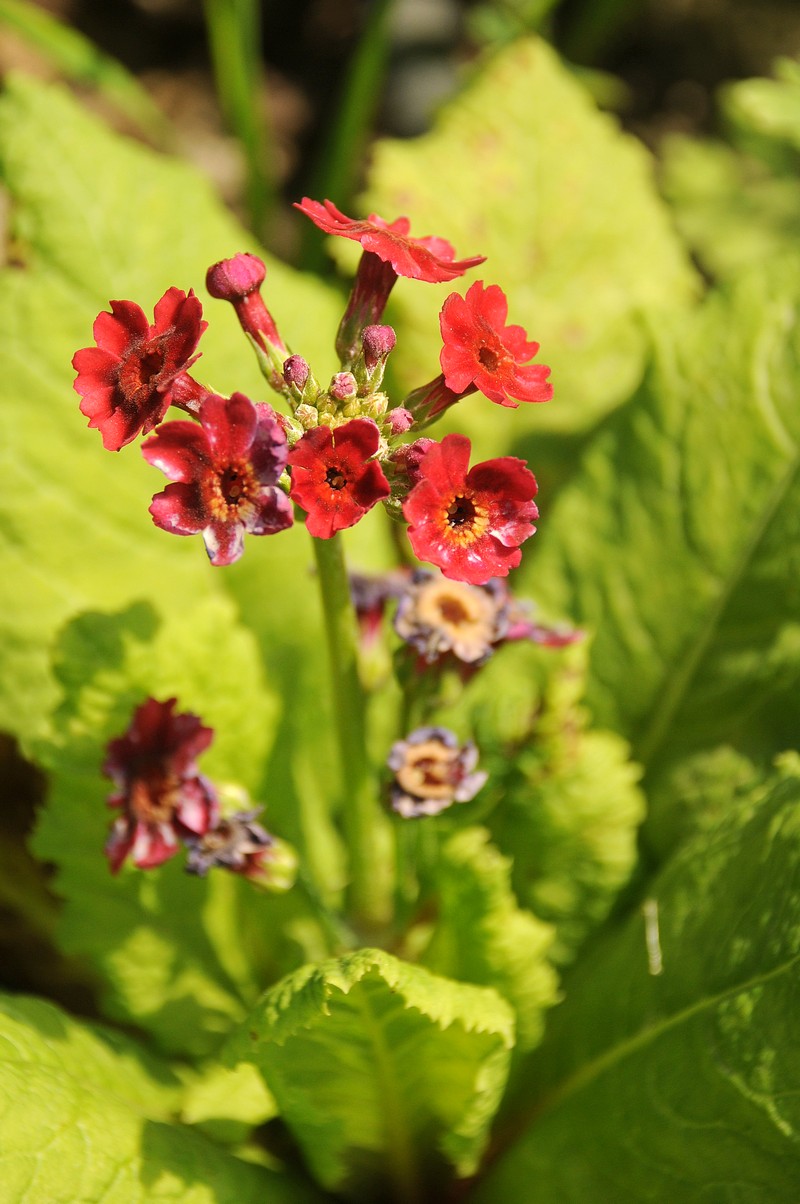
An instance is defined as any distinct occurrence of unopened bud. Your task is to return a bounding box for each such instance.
[385,407,414,436]
[206,253,266,301]
[283,355,310,389]
[330,372,357,402]
[362,324,396,371]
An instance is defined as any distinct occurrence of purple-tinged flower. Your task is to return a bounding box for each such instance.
[394,570,507,665]
[350,568,411,647]
[185,809,298,891]
[103,697,219,873]
[143,392,293,566]
[387,727,487,818]
[73,288,207,451]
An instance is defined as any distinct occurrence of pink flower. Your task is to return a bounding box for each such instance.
[294,198,486,283]
[142,392,293,566]
[103,697,219,873]
[288,419,390,539]
[402,434,538,585]
[73,288,207,451]
[439,281,553,408]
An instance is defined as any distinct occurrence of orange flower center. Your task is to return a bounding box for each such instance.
[443,493,489,546]
[208,459,259,520]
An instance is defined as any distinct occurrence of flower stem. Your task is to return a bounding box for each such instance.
[312,532,384,924]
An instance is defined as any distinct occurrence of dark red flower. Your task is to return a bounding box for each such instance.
[294,198,486,283]
[103,697,218,873]
[288,419,390,539]
[73,288,207,451]
[402,434,538,585]
[142,392,293,566]
[439,281,553,408]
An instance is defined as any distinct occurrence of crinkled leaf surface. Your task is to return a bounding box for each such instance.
[229,948,514,1200]
[358,37,696,445]
[30,596,294,1057]
[473,766,800,1202]
[0,992,320,1203]
[0,73,341,748]
[420,826,559,1050]
[528,268,800,855]
[443,642,644,964]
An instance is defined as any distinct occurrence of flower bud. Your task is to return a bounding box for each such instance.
[362,324,396,371]
[330,372,357,402]
[385,407,414,436]
[206,253,266,301]
[283,354,310,390]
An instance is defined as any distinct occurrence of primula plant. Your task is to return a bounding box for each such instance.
[1,20,800,1204]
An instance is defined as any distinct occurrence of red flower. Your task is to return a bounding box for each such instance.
[142,392,293,566]
[439,281,553,408]
[288,419,390,539]
[402,434,538,585]
[294,197,485,283]
[103,697,219,873]
[73,288,207,451]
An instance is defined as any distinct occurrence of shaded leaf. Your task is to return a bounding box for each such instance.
[229,948,514,1200]
[474,766,800,1201]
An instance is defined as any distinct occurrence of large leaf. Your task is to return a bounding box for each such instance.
[420,826,559,1049]
[30,596,305,1057]
[473,764,800,1201]
[0,992,320,1203]
[441,640,645,963]
[528,267,800,852]
[357,37,696,445]
[229,948,514,1200]
[0,73,341,748]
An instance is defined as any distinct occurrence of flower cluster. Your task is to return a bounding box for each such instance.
[73,197,552,584]
[103,696,294,888]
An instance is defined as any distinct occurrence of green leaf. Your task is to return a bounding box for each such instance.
[0,73,341,749]
[528,268,800,855]
[724,57,800,157]
[473,766,800,1202]
[445,641,645,964]
[30,596,299,1057]
[0,992,319,1203]
[0,0,172,143]
[661,134,800,283]
[420,827,559,1049]
[229,948,515,1200]
[358,37,696,443]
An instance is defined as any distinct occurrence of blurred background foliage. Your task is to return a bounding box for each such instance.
[2,0,799,255]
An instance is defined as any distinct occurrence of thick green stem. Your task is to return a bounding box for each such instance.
[312,533,384,924]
